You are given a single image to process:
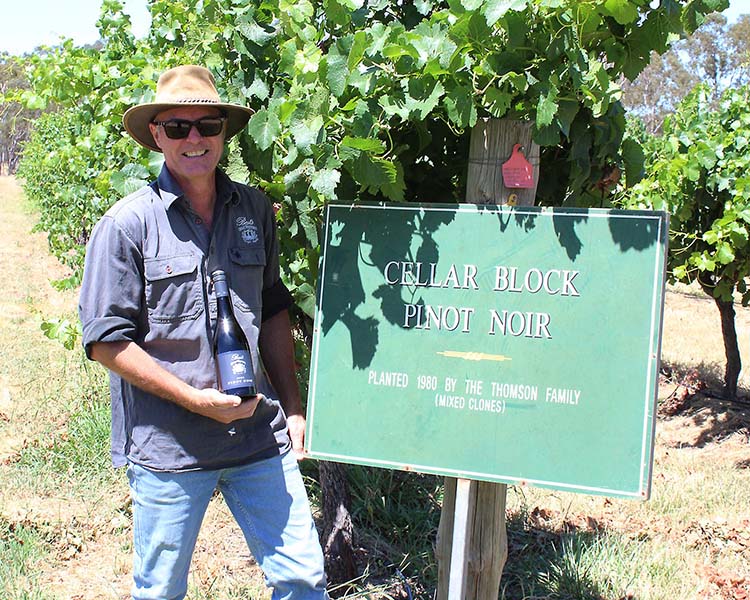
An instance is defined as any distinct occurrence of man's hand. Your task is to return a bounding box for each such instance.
[286,413,307,460]
[188,388,261,424]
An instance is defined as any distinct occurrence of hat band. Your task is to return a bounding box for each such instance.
[162,98,221,104]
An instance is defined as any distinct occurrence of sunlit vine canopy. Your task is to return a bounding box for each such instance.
[625,83,750,398]
[15,0,728,309]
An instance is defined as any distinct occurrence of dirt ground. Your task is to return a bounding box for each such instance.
[1,174,749,599]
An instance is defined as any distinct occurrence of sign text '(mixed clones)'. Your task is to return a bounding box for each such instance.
[366,369,581,413]
[383,261,581,339]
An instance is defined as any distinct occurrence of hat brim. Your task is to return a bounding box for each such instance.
[123,102,254,152]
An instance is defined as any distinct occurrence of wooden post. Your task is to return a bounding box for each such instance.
[464,119,539,207]
[435,118,539,599]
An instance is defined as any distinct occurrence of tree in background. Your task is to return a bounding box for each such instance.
[621,13,750,134]
[625,84,750,400]
[0,55,39,174]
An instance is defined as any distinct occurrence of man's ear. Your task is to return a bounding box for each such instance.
[148,123,163,151]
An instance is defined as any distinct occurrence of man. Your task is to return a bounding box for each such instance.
[79,65,329,600]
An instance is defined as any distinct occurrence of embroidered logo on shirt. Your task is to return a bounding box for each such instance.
[236,217,259,244]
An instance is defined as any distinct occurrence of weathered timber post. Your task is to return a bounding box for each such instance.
[465,119,539,208]
[435,118,539,599]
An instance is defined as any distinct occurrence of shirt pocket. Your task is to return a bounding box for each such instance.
[228,246,266,313]
[144,254,203,324]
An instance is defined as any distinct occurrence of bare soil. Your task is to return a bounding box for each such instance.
[1,174,749,599]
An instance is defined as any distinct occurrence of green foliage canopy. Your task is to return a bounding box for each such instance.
[15,0,728,306]
[626,83,750,303]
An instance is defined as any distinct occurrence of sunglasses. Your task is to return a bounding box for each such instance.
[152,117,227,139]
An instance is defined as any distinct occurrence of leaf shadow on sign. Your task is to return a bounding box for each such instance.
[482,205,590,261]
[480,205,590,261]
[608,212,666,253]
[488,206,661,262]
[318,206,456,370]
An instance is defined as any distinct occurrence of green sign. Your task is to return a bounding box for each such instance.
[306,203,668,499]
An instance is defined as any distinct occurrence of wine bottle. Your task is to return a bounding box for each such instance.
[211,269,257,399]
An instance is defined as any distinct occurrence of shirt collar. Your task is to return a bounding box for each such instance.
[154,165,240,209]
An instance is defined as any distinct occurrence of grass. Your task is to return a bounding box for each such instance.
[187,570,271,600]
[0,337,117,491]
[12,392,113,490]
[500,498,694,600]
[347,467,442,595]
[0,517,55,600]
[300,462,443,597]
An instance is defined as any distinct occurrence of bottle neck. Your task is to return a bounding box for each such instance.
[216,295,233,315]
[212,275,234,317]
[213,277,230,299]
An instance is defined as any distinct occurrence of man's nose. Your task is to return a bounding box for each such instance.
[186,123,204,142]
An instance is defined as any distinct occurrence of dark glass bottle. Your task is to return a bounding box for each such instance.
[211,269,257,399]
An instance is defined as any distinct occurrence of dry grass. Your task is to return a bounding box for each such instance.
[0,177,77,462]
[661,280,750,392]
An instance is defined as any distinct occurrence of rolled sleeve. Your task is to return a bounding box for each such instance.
[261,279,293,322]
[79,214,145,359]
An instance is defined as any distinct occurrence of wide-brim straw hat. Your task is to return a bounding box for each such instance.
[123,65,254,152]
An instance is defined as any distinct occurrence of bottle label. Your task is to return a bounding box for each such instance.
[217,350,255,389]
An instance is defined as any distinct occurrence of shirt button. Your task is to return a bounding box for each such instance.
[195,217,203,225]
[165,265,173,274]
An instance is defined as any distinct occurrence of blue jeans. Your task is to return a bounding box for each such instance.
[127,451,328,600]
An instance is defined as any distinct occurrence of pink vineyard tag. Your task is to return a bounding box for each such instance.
[502,144,534,189]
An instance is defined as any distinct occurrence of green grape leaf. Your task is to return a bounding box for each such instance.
[247,109,282,151]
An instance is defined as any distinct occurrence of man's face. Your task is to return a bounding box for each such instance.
[149,106,225,186]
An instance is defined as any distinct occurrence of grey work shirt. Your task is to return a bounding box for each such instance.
[79,166,293,471]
